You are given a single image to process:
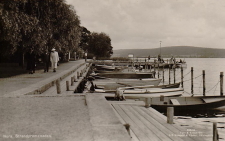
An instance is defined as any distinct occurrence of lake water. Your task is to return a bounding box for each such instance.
[154,58,225,117]
[163,58,224,96]
[127,58,225,138]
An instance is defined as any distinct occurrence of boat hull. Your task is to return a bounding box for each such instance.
[103,82,180,90]
[98,72,154,79]
[93,79,162,89]
[150,96,225,111]
[101,91,183,98]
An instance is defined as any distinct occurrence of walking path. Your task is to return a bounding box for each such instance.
[0,60,85,97]
[0,60,131,141]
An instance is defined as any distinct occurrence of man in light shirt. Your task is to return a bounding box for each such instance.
[50,48,59,72]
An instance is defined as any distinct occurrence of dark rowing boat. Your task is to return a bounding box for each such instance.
[149,96,225,111]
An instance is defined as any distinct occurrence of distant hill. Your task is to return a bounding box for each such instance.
[112,46,225,58]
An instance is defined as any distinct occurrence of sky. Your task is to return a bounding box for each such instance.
[66,0,225,50]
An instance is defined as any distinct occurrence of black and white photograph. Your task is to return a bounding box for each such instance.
[0,0,225,140]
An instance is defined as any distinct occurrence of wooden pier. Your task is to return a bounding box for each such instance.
[109,100,211,141]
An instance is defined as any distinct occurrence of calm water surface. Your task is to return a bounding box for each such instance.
[156,58,225,117]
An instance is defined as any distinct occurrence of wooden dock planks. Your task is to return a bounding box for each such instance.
[113,104,156,141]
[112,103,206,141]
[121,105,173,141]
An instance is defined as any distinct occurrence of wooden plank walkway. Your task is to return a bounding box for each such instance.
[111,101,208,141]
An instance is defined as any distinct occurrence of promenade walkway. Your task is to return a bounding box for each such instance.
[0,60,85,97]
[0,60,131,141]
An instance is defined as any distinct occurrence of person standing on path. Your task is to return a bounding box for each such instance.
[42,49,50,72]
[50,48,59,72]
[26,48,36,74]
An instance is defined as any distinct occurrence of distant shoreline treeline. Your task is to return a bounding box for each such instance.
[112,46,225,58]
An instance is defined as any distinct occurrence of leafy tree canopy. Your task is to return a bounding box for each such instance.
[0,0,81,59]
[84,32,113,59]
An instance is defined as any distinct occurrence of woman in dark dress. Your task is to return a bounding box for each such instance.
[26,48,36,74]
[42,49,50,72]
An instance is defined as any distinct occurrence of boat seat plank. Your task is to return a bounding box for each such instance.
[112,104,152,141]
[170,99,180,105]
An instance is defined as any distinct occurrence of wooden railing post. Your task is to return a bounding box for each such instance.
[66,81,69,91]
[158,64,159,78]
[154,65,156,78]
[191,67,194,94]
[74,75,77,82]
[56,79,61,94]
[160,95,164,101]
[163,65,164,84]
[174,68,176,84]
[181,67,183,88]
[77,71,79,79]
[203,70,205,96]
[71,77,74,86]
[169,67,171,84]
[220,72,223,96]
[167,107,174,124]
[213,122,218,141]
[145,98,151,108]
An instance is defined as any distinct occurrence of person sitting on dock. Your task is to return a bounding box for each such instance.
[90,81,95,93]
[115,88,125,101]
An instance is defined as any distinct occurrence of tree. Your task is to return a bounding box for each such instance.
[0,0,81,64]
[79,26,91,51]
[87,32,113,59]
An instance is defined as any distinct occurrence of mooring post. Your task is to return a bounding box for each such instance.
[169,67,171,84]
[167,107,174,124]
[158,64,160,78]
[220,72,223,96]
[145,97,151,108]
[160,95,164,101]
[173,68,176,84]
[56,79,61,94]
[181,67,183,88]
[191,67,194,94]
[77,71,80,79]
[66,81,69,91]
[163,65,165,84]
[213,122,218,141]
[203,70,205,96]
[74,75,77,82]
[154,66,156,78]
[71,77,74,86]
